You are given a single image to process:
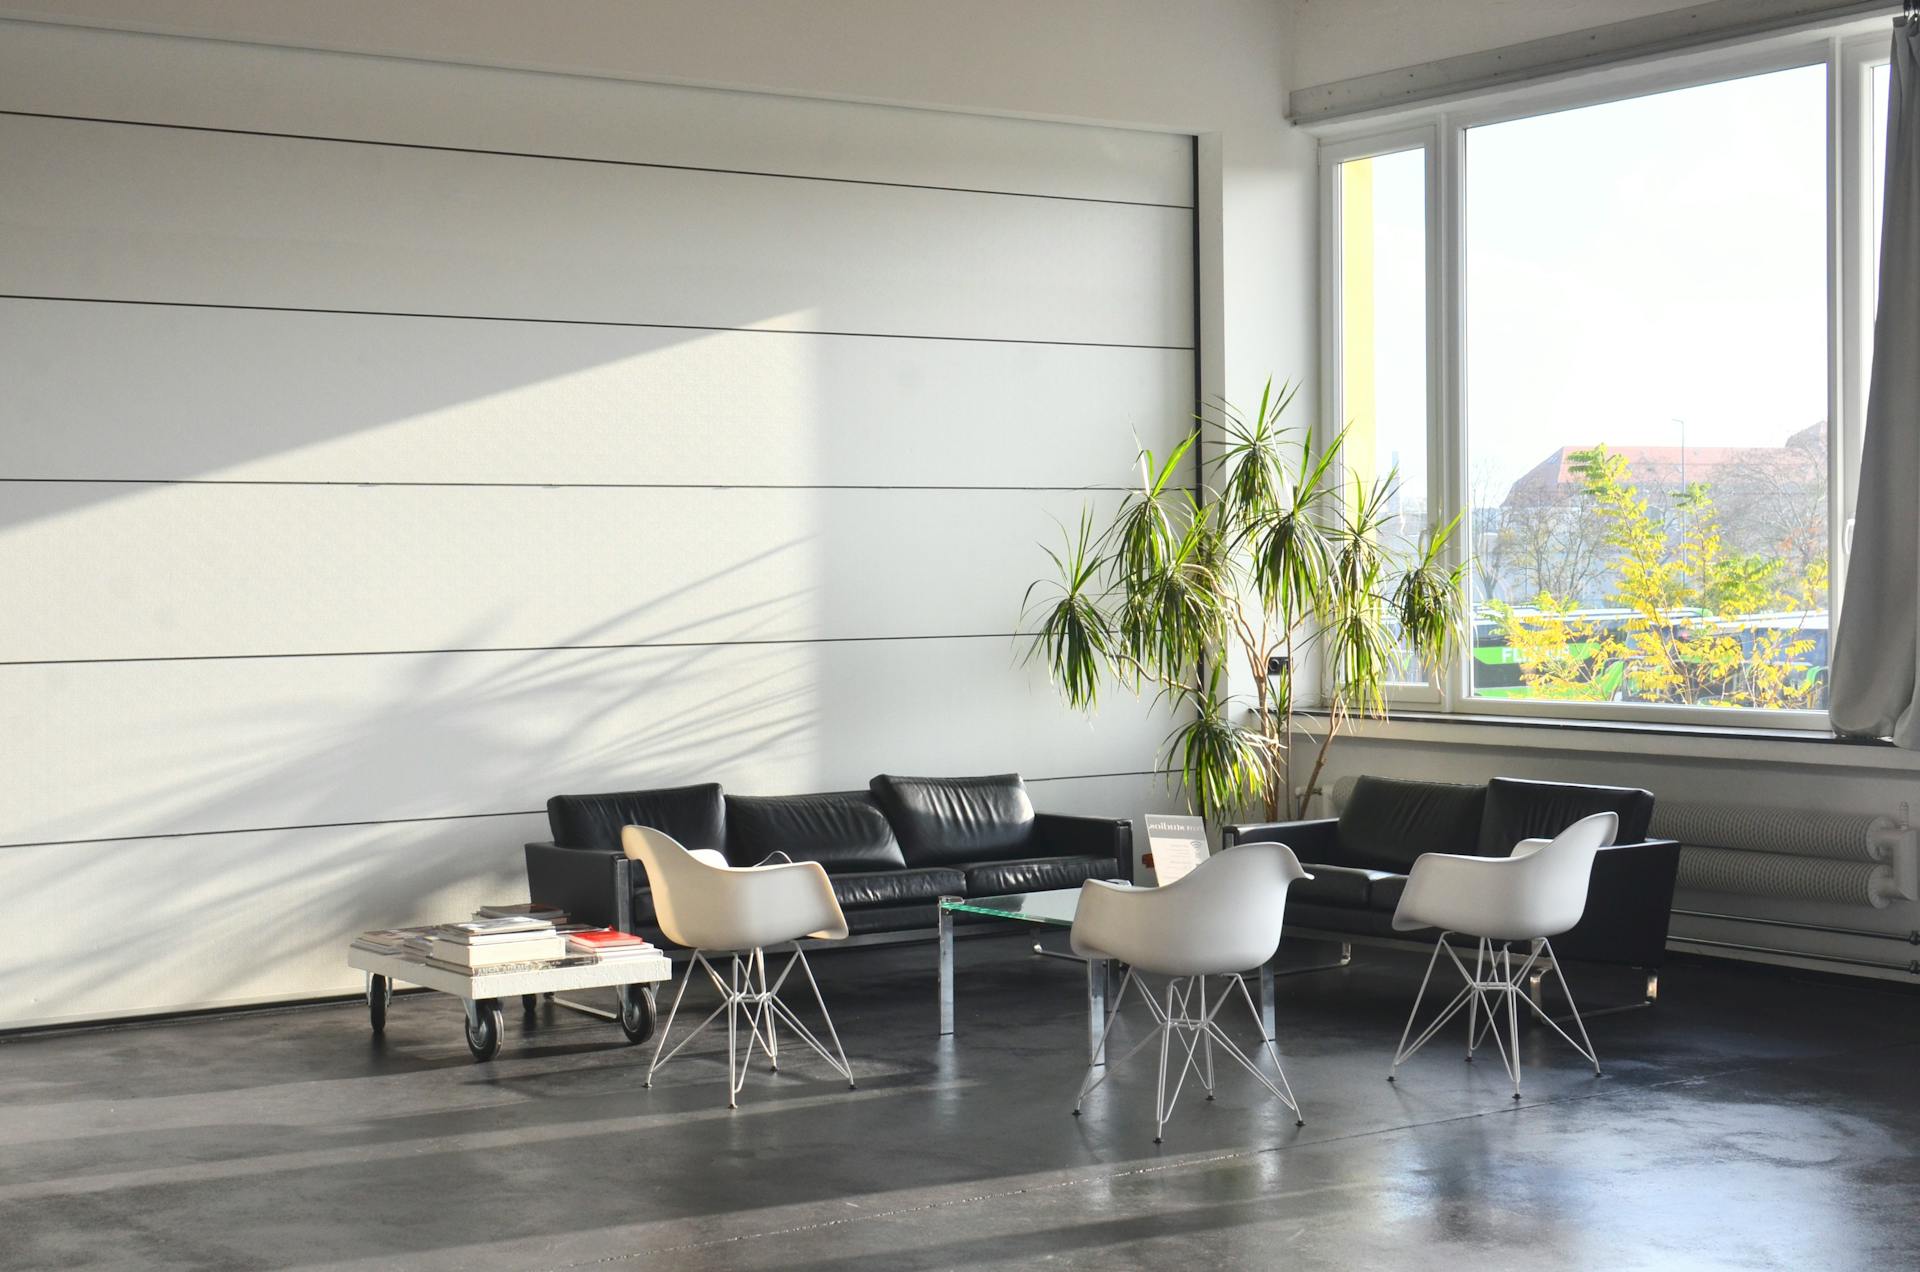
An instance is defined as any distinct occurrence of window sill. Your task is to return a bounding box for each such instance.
[1289,707,1920,774]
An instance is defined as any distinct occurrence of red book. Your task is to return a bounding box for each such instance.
[567,928,651,949]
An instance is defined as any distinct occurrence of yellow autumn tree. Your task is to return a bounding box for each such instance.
[1498,447,1824,709]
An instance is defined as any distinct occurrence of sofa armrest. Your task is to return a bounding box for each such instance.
[1553,837,1682,968]
[1222,817,1344,865]
[524,841,636,933]
[1031,812,1134,882]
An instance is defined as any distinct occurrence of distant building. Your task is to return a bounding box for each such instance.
[1478,422,1829,609]
[1503,422,1825,507]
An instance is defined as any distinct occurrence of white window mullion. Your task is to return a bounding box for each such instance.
[1436,110,1469,713]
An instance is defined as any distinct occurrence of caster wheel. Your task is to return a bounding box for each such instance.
[1071,1109,1081,1118]
[522,993,538,1016]
[619,986,657,1045]
[367,975,391,1035]
[466,1000,504,1062]
[1296,1119,1305,1127]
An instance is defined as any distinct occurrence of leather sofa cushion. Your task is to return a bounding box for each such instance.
[724,791,905,872]
[1290,864,1389,910]
[870,773,1036,867]
[1336,776,1487,871]
[1477,777,1654,856]
[963,854,1119,897]
[830,867,966,910]
[1369,872,1409,914]
[547,783,725,855]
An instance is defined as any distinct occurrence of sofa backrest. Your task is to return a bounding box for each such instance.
[1336,775,1488,871]
[1477,777,1654,855]
[869,773,1035,867]
[724,791,906,873]
[546,783,726,856]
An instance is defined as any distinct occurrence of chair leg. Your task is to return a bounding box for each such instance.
[726,955,741,1109]
[649,946,853,1107]
[1198,978,1217,1100]
[1391,935,1476,1080]
[1520,939,1602,1076]
[1393,935,1600,1096]
[1075,967,1145,1114]
[647,949,729,1088]
[1162,977,1213,1104]
[756,947,780,1072]
[1229,972,1304,1125]
[1154,978,1178,1143]
[1504,944,1521,1099]
[1077,971,1303,1143]
[762,943,855,1088]
[1466,939,1484,1061]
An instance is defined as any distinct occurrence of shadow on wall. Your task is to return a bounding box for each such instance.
[0,593,823,1020]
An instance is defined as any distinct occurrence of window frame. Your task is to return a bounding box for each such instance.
[1313,23,1894,732]
[1319,125,1445,707]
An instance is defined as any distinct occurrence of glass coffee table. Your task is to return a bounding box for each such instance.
[936,888,1278,1065]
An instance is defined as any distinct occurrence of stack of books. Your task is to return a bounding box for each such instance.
[426,917,569,974]
[567,928,657,961]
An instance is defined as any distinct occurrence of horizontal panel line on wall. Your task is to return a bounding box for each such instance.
[2,297,1195,488]
[0,771,1166,851]
[0,108,1196,212]
[0,294,1194,353]
[0,477,1131,493]
[0,631,1036,669]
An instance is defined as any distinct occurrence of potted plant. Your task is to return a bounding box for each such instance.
[1022,379,1464,823]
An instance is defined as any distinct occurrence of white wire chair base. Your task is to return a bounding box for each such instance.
[1073,968,1303,1143]
[1389,934,1600,1099]
[645,944,854,1108]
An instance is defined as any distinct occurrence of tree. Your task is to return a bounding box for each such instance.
[1499,446,1825,709]
[1023,380,1465,822]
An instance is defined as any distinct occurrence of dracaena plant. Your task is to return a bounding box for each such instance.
[1022,378,1465,823]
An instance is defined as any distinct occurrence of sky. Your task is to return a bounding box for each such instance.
[1356,58,1893,510]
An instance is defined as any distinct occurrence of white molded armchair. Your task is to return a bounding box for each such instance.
[1388,810,1617,1098]
[1069,843,1312,1143]
[623,825,853,1107]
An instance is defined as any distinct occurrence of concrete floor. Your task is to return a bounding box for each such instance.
[3,935,1917,1271]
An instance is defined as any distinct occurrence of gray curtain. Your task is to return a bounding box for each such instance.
[1831,20,1920,744]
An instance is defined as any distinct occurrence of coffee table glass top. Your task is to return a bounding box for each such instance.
[939,888,1089,927]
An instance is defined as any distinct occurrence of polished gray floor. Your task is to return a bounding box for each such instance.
[3,935,1917,1271]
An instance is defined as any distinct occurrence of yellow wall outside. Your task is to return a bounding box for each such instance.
[1340,157,1378,485]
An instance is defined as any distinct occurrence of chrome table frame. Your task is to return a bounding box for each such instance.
[935,891,1280,1066]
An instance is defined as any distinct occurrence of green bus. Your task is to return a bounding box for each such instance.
[1471,607,1828,706]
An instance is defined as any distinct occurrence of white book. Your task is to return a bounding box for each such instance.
[475,903,569,922]
[429,934,569,967]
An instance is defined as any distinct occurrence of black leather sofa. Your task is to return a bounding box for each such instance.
[524,773,1133,944]
[1223,776,1682,975]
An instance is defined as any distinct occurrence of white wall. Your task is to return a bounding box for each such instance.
[0,9,1290,1028]
[0,0,1317,419]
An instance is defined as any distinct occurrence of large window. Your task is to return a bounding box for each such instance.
[1466,65,1830,712]
[1320,33,1893,726]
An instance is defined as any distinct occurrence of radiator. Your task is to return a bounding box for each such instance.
[1654,802,1920,909]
